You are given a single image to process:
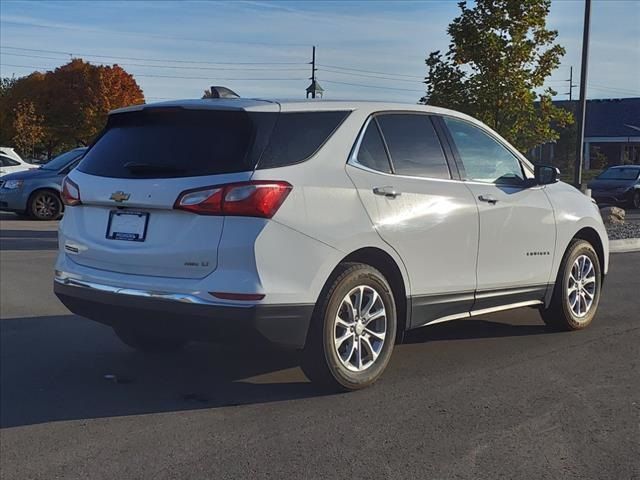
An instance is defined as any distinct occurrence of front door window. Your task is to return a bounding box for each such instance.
[443,117,525,185]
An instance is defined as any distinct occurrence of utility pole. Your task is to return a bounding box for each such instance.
[566,66,577,101]
[310,46,317,99]
[574,0,591,189]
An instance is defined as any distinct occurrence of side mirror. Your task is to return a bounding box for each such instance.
[534,165,560,185]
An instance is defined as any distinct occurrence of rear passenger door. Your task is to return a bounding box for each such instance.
[346,113,479,328]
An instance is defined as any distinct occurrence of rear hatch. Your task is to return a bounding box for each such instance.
[64,104,278,279]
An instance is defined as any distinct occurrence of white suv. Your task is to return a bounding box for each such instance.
[54,99,609,390]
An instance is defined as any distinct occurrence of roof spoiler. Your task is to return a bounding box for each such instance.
[208,86,240,99]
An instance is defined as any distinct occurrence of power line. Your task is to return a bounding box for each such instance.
[588,83,640,96]
[321,79,424,93]
[0,20,310,49]
[0,45,306,66]
[0,63,306,82]
[0,51,307,72]
[318,63,423,80]
[318,67,424,84]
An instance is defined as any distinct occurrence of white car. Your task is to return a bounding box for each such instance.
[0,147,32,177]
[54,99,609,390]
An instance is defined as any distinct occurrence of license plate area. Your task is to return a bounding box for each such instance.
[106,210,149,242]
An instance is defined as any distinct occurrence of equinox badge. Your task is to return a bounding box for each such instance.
[110,191,131,202]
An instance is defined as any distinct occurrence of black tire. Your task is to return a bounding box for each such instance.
[540,239,602,331]
[113,326,187,353]
[29,190,62,220]
[301,262,397,391]
[631,190,640,210]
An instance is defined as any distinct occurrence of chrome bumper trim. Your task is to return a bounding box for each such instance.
[54,276,251,308]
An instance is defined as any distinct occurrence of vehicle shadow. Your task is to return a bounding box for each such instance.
[0,313,551,428]
[0,229,58,251]
[403,317,550,344]
[0,315,324,428]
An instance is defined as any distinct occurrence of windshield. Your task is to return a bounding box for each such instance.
[41,149,86,171]
[597,167,640,181]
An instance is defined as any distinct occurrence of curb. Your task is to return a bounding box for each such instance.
[610,238,640,254]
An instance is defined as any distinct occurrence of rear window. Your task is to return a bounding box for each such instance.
[79,109,256,178]
[79,108,349,178]
[257,111,349,169]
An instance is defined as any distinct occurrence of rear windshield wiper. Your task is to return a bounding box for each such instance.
[124,162,186,174]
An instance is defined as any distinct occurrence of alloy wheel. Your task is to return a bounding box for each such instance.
[34,193,59,219]
[333,285,387,372]
[567,254,597,319]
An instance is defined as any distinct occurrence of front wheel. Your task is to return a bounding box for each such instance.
[540,239,602,330]
[631,190,640,210]
[302,263,397,391]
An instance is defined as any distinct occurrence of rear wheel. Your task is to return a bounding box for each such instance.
[302,263,397,391]
[29,190,62,220]
[540,239,602,330]
[113,326,187,353]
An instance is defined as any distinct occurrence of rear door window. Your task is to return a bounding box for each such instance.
[257,111,349,169]
[356,121,392,173]
[376,114,450,179]
[78,109,256,178]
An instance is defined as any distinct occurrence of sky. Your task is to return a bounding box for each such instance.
[1,0,639,103]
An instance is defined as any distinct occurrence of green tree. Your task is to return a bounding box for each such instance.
[421,0,573,153]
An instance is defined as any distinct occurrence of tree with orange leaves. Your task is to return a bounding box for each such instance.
[12,100,45,158]
[0,59,144,158]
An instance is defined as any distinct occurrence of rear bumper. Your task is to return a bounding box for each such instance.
[54,278,313,349]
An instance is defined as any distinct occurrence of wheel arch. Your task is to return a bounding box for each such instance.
[572,227,606,278]
[334,247,410,343]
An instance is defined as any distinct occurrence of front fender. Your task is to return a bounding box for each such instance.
[545,182,609,280]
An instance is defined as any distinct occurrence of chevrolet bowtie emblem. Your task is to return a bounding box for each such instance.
[110,191,131,202]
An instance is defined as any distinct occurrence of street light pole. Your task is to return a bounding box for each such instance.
[574,0,591,189]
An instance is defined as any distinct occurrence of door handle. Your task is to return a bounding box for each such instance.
[478,194,498,204]
[373,186,401,198]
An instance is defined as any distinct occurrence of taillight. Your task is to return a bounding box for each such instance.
[174,181,292,218]
[61,177,81,206]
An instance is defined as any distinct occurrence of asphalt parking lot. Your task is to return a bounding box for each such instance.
[1,213,639,479]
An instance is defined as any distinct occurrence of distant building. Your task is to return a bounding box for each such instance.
[532,97,640,169]
[306,80,324,99]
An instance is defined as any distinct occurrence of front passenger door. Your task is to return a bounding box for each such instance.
[442,116,556,309]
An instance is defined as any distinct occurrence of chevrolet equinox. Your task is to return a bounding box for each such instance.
[54,99,609,390]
